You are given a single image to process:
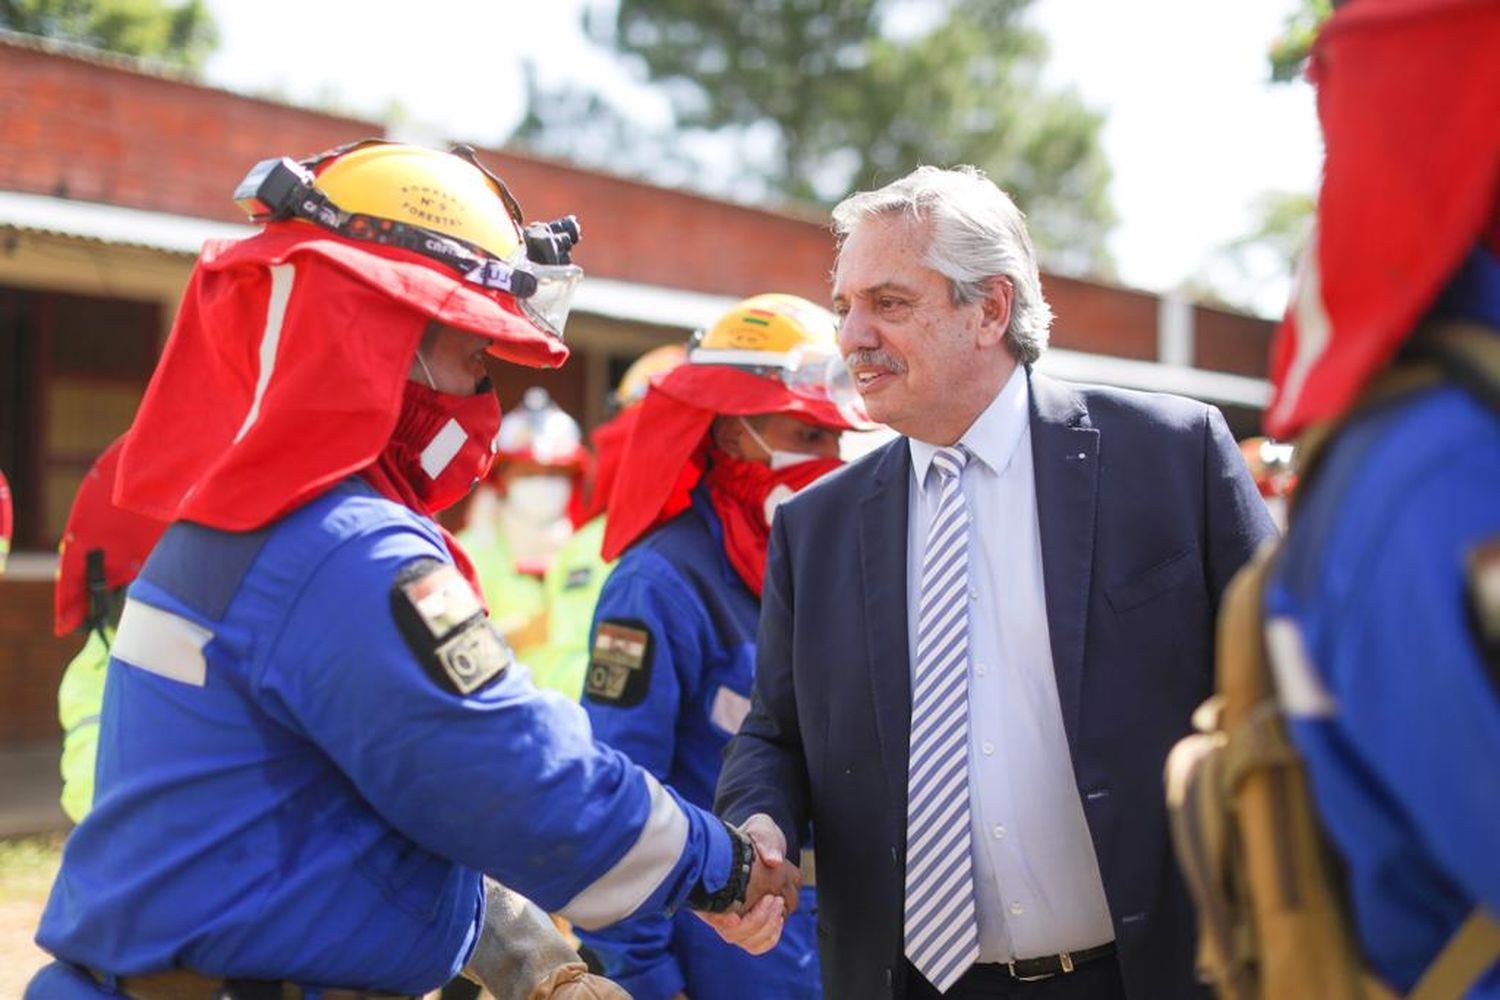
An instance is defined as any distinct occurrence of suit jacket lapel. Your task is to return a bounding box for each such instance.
[859,440,913,804]
[1029,370,1099,752]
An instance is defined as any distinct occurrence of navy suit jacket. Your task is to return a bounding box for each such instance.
[716,370,1277,999]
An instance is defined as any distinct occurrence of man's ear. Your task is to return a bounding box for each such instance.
[975,276,1014,349]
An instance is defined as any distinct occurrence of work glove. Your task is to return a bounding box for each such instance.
[462,878,631,1000]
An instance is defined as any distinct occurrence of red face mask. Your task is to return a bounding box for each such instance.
[704,449,842,597]
[373,378,503,515]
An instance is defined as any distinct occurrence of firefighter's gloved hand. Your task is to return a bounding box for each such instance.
[463,879,631,1000]
[527,963,632,999]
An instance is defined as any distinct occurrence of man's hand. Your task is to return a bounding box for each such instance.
[697,891,787,955]
[697,814,799,954]
[741,812,799,913]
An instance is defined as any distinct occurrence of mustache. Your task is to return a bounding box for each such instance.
[844,349,907,375]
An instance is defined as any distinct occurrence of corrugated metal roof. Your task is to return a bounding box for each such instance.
[0,190,251,255]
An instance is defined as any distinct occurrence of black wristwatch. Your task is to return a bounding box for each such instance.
[687,821,754,913]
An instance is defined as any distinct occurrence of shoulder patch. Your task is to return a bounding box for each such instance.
[585,618,654,707]
[391,558,512,696]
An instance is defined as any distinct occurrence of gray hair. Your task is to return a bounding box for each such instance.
[831,165,1052,365]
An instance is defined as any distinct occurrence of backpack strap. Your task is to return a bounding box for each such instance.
[1410,320,1500,415]
[1407,908,1500,1000]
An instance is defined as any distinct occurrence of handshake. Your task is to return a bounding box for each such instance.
[694,813,800,955]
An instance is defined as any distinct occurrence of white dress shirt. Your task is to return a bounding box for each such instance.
[906,365,1115,962]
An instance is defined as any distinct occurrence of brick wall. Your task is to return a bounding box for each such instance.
[0,42,377,223]
[0,579,73,744]
[1044,274,1160,360]
[1194,304,1275,377]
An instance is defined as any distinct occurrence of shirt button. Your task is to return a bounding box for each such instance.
[968,587,979,601]
[975,663,986,677]
[993,825,1006,840]
[1010,901,1025,916]
[982,741,995,756]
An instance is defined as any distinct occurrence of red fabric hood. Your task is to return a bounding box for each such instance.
[571,407,638,528]
[55,436,168,635]
[1266,0,1500,438]
[601,364,857,560]
[118,225,569,531]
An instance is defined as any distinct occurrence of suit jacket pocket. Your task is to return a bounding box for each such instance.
[1106,547,1201,613]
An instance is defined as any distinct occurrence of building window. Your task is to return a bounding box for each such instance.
[0,285,159,551]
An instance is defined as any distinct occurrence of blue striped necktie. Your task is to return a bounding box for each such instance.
[904,444,979,994]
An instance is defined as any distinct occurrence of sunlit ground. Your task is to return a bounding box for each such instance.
[0,835,63,997]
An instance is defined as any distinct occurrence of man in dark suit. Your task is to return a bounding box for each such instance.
[709,165,1276,999]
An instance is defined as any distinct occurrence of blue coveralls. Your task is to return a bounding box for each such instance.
[579,488,820,1000]
[1266,248,1500,997]
[28,478,734,998]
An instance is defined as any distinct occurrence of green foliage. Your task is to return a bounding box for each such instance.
[1192,189,1316,315]
[519,0,1115,275]
[1268,0,1332,83]
[0,0,218,69]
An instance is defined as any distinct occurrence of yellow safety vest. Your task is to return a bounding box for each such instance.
[58,629,111,824]
[523,517,614,701]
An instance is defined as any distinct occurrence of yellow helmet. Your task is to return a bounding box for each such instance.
[672,292,870,429]
[613,343,688,412]
[312,143,524,261]
[691,293,839,364]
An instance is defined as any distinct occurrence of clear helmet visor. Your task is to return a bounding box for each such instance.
[516,261,583,342]
[781,345,873,429]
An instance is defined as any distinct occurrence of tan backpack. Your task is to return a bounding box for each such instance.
[1164,321,1500,1000]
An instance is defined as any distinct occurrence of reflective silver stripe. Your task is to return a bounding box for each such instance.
[111,598,212,687]
[560,772,690,930]
[710,685,752,735]
[233,263,296,444]
[1264,616,1336,718]
[420,418,467,479]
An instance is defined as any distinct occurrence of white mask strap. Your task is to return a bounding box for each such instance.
[738,416,776,462]
[414,350,438,391]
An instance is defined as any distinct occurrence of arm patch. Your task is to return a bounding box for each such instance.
[391,558,512,696]
[584,618,654,707]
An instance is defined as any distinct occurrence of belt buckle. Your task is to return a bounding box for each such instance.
[1007,960,1054,983]
[1007,951,1074,982]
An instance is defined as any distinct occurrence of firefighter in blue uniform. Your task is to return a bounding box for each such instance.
[581,294,869,999]
[1259,1,1500,995]
[26,142,797,1000]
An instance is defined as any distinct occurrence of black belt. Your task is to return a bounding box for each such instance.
[986,941,1116,982]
